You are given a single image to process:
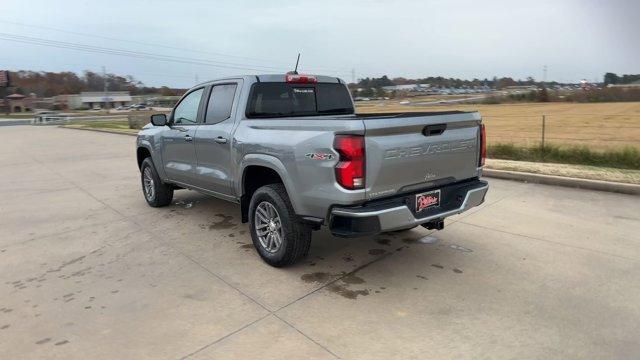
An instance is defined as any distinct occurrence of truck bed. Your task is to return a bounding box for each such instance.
[355,110,473,118]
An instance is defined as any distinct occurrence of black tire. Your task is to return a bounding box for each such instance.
[248,183,311,267]
[140,157,173,207]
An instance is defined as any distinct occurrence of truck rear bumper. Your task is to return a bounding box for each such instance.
[329,179,488,237]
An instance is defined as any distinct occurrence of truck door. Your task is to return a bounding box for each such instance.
[161,87,204,185]
[192,81,240,198]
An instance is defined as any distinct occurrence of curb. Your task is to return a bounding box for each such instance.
[483,169,640,195]
[0,120,31,126]
[59,125,137,137]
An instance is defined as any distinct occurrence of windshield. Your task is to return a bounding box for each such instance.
[246,82,354,118]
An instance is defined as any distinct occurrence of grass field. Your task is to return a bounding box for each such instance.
[65,101,640,152]
[61,120,138,134]
[356,101,640,151]
[57,101,640,174]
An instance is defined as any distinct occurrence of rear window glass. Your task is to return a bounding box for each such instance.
[246,82,354,118]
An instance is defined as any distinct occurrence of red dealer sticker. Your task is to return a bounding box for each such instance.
[415,189,441,212]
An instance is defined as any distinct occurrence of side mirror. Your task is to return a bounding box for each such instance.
[150,114,167,126]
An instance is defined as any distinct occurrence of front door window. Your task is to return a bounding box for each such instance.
[173,89,203,125]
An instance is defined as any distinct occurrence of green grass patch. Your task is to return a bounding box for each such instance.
[488,143,640,170]
[71,120,131,130]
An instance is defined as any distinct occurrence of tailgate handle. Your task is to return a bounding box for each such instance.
[422,124,447,136]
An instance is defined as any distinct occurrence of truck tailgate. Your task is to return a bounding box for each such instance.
[361,112,481,199]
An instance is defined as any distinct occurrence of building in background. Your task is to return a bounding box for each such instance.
[4,93,35,112]
[607,79,640,88]
[130,94,181,108]
[62,91,132,109]
[382,84,425,92]
[503,85,538,93]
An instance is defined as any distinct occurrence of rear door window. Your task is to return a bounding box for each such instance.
[205,84,237,124]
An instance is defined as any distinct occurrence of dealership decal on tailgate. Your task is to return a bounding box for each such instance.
[415,189,441,212]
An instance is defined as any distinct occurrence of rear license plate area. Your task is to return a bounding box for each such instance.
[415,189,441,213]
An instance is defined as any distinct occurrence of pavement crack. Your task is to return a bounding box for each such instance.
[178,313,271,359]
[125,217,273,313]
[273,313,341,359]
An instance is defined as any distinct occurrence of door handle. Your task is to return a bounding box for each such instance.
[184,135,193,142]
[214,137,228,144]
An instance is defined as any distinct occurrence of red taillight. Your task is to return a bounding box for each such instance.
[334,135,365,190]
[479,124,486,166]
[285,74,318,84]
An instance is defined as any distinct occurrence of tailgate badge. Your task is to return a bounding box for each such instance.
[305,153,334,160]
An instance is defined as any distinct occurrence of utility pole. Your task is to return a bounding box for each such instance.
[541,115,546,151]
[542,65,548,86]
[102,66,108,109]
[351,68,356,84]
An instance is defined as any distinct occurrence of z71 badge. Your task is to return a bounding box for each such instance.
[305,153,334,160]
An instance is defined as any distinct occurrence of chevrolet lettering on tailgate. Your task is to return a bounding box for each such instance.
[384,139,476,159]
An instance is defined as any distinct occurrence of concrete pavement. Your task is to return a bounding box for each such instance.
[1,126,639,359]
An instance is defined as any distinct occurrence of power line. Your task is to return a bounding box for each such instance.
[0,32,284,72]
[0,32,352,78]
[0,33,289,74]
[0,19,352,73]
[0,59,201,81]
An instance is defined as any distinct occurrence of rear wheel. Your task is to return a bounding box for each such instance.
[249,184,311,267]
[140,157,173,207]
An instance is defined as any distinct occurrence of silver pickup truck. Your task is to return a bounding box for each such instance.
[136,74,488,266]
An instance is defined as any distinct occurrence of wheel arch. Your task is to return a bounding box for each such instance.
[238,154,301,223]
[137,146,152,169]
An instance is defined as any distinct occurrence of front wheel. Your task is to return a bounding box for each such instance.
[249,184,311,267]
[140,157,174,207]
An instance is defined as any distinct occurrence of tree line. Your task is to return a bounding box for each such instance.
[3,70,638,99]
[357,73,640,91]
[604,73,640,86]
[0,70,186,98]
[355,75,540,89]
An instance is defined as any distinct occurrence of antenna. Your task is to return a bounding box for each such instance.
[293,53,300,74]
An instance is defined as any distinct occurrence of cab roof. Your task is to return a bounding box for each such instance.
[197,74,344,87]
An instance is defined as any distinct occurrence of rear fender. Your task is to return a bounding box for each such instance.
[238,154,302,215]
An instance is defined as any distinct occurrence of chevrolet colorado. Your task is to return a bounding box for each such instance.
[136,74,488,267]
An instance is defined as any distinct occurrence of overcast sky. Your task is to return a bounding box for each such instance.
[0,0,638,87]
